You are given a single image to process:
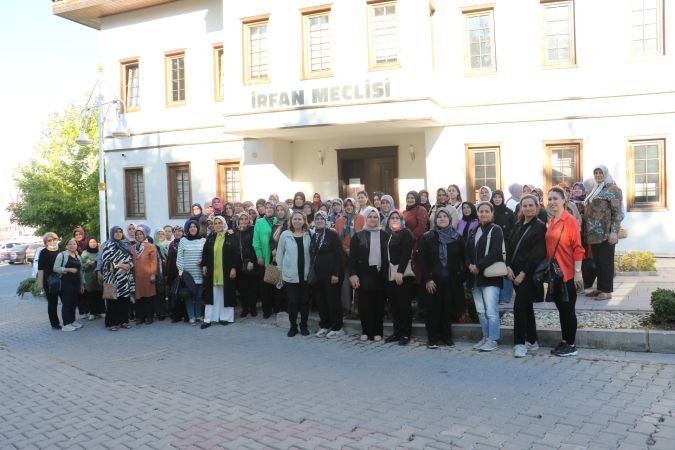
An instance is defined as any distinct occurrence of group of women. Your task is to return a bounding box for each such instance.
[36,166,623,357]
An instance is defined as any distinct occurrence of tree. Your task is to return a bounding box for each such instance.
[8,104,100,243]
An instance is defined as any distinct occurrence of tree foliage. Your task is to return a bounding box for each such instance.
[9,104,100,242]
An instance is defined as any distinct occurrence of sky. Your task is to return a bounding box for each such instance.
[0,0,100,226]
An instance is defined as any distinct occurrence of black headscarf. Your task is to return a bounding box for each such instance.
[108,226,131,256]
[405,190,420,211]
[419,189,431,212]
[491,189,508,218]
[185,220,201,241]
[461,201,478,222]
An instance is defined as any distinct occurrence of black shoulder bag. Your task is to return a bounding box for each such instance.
[533,225,566,302]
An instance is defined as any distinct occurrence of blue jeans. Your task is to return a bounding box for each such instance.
[472,286,500,341]
[185,284,203,320]
[500,278,514,303]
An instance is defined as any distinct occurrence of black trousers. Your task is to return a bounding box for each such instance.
[424,279,455,344]
[238,271,259,315]
[513,277,538,345]
[358,288,384,339]
[135,296,154,322]
[105,297,130,327]
[386,278,414,338]
[315,278,343,331]
[46,291,60,328]
[76,289,89,315]
[153,294,167,318]
[553,279,578,345]
[60,277,78,326]
[286,282,309,329]
[85,290,106,315]
[591,240,615,293]
[260,269,278,315]
[171,298,187,321]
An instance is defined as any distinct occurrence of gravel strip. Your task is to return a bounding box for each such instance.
[499,311,651,330]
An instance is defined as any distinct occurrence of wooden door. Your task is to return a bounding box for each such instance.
[337,147,398,201]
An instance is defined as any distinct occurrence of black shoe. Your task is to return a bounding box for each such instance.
[554,344,578,357]
[550,341,567,355]
[240,311,249,318]
[263,313,271,319]
[300,328,309,336]
[52,325,62,330]
[287,327,298,337]
[398,336,410,346]
[136,319,145,325]
[171,318,181,323]
[443,339,455,348]
[428,342,439,349]
[219,320,230,326]
[385,335,400,343]
[145,319,153,325]
[250,311,258,317]
[200,322,211,329]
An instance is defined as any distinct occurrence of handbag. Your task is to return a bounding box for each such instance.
[533,225,567,302]
[47,251,68,295]
[101,261,119,300]
[263,264,281,285]
[482,226,508,278]
[386,235,414,282]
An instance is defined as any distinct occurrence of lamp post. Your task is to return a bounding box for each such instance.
[76,66,129,243]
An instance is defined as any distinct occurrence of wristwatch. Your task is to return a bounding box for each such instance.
[575,268,582,273]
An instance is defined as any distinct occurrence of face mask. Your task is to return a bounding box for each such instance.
[47,243,58,250]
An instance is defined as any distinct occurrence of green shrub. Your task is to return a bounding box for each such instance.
[651,289,675,323]
[16,277,43,298]
[615,251,656,272]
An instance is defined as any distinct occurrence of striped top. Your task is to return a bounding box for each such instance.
[177,237,206,284]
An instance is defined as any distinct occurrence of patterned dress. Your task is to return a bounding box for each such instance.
[101,240,136,299]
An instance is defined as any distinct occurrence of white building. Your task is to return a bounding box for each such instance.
[53,0,673,254]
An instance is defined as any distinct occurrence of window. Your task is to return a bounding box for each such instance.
[544,141,582,193]
[466,145,501,201]
[368,1,400,70]
[124,168,145,218]
[213,45,224,101]
[463,8,496,74]
[627,139,667,210]
[630,0,664,56]
[121,59,140,111]
[217,160,242,202]
[542,1,575,66]
[167,163,192,219]
[165,52,186,106]
[243,17,270,84]
[302,8,331,78]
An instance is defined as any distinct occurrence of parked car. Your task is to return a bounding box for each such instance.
[26,243,43,263]
[0,243,30,264]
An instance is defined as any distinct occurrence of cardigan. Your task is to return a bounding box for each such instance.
[252,217,277,265]
[53,251,85,284]
[417,231,465,284]
[347,229,390,291]
[276,230,311,283]
[506,219,547,278]
[201,232,238,305]
[310,228,344,281]
[465,223,505,289]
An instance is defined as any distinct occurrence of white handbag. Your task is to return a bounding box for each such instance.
[387,235,415,281]
[482,226,508,278]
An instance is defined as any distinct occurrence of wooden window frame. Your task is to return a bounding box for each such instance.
[213,44,224,101]
[465,144,501,202]
[301,6,332,79]
[541,0,576,68]
[462,5,497,75]
[242,15,271,85]
[543,139,583,194]
[626,137,667,211]
[216,159,243,203]
[120,58,140,112]
[367,0,401,71]
[167,162,192,219]
[629,0,665,58]
[164,51,186,107]
[124,167,146,219]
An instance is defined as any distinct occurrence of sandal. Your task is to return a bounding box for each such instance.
[359,334,368,341]
[594,293,612,301]
[585,289,601,297]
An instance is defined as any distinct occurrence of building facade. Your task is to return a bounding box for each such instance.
[53,0,674,254]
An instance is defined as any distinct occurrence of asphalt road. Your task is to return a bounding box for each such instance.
[0,262,33,297]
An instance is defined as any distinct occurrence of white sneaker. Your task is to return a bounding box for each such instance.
[526,341,539,351]
[326,329,344,338]
[71,321,83,329]
[80,313,90,321]
[315,328,330,338]
[514,344,527,358]
[479,339,498,352]
[88,314,96,321]
[62,324,77,332]
[473,337,487,350]
[189,318,196,325]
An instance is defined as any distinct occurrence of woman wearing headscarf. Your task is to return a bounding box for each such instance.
[457,202,479,242]
[447,184,463,212]
[418,207,465,349]
[73,227,88,255]
[177,220,206,324]
[491,190,516,305]
[81,237,104,320]
[292,192,306,213]
[327,198,343,227]
[233,212,258,317]
[403,191,429,284]
[167,226,187,323]
[222,202,237,232]
[429,187,459,230]
[506,184,523,212]
[571,182,587,217]
[277,211,312,337]
[379,194,396,230]
[584,165,622,301]
[253,201,278,318]
[183,203,208,238]
[311,193,322,212]
[201,216,238,328]
[383,210,414,346]
[419,190,432,212]
[211,196,225,216]
[335,198,365,312]
[348,206,389,341]
[302,201,315,225]
[132,224,157,325]
[311,210,345,338]
[478,186,493,203]
[101,226,135,330]
[154,229,169,260]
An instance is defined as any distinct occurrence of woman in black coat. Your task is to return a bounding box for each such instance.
[417,207,465,349]
[310,211,345,338]
[506,194,547,358]
[466,202,505,352]
[232,212,258,317]
[492,189,516,305]
[348,206,390,342]
[382,210,414,346]
[201,216,240,328]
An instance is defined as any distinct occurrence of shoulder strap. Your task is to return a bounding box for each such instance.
[511,224,532,261]
[387,234,393,264]
[484,226,493,257]
[550,224,565,260]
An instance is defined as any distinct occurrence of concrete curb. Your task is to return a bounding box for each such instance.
[277,313,675,354]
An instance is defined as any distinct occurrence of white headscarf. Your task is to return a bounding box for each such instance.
[585,165,614,204]
[362,206,381,269]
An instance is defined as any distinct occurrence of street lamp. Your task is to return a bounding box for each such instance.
[76,66,129,243]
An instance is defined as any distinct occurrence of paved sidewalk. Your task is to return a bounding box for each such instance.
[1,296,675,450]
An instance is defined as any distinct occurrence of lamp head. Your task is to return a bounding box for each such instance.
[112,121,130,138]
[76,131,92,146]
